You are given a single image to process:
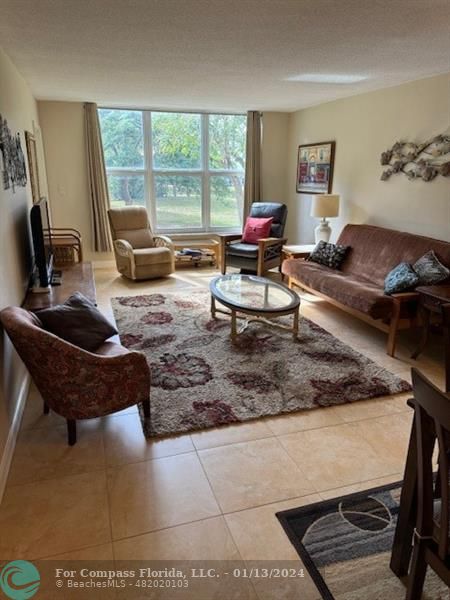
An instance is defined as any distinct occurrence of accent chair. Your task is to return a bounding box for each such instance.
[108,206,175,280]
[0,306,151,445]
[219,202,288,276]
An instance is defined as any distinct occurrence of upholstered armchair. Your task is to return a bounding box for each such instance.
[108,206,175,280]
[0,306,150,445]
[219,202,288,276]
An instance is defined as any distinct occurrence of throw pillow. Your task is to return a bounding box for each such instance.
[413,250,450,285]
[242,217,273,244]
[307,241,349,269]
[384,262,419,295]
[37,292,118,352]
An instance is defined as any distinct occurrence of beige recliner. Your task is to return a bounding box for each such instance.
[108,206,175,280]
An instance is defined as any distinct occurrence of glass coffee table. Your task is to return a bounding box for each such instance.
[210,274,300,341]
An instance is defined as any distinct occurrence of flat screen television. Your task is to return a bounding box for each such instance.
[30,197,53,287]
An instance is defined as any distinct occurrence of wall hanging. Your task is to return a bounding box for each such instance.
[0,114,27,192]
[297,141,335,194]
[380,134,450,182]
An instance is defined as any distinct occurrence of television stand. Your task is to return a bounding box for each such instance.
[24,262,96,311]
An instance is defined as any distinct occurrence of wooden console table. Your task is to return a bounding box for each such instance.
[23,262,96,311]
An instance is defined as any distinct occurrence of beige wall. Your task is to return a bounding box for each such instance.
[0,47,47,487]
[286,73,450,245]
[38,101,112,262]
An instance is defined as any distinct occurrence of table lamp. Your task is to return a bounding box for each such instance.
[310,194,340,243]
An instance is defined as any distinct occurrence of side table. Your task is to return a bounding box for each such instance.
[411,284,450,391]
[281,244,315,281]
[282,244,316,261]
[173,239,220,268]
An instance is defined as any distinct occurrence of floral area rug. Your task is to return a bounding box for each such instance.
[111,290,411,437]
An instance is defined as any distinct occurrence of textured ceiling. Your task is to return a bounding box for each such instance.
[1,0,449,111]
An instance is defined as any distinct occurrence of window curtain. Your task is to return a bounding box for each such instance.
[84,102,112,252]
[243,110,262,220]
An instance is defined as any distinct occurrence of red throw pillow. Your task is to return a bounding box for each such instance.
[242,217,273,244]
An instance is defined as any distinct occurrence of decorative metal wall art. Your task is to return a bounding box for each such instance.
[380,134,450,182]
[0,114,27,192]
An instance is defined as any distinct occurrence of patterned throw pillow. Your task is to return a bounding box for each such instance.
[384,262,419,295]
[307,241,349,269]
[413,250,450,285]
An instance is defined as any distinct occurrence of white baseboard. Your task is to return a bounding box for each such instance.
[0,374,30,504]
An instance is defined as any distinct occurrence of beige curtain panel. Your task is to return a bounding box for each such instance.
[243,110,262,219]
[85,102,112,252]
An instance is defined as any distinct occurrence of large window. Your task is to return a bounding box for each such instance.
[99,109,246,232]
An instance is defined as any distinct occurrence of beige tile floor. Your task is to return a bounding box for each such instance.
[0,266,445,599]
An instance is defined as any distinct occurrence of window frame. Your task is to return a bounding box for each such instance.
[100,108,245,234]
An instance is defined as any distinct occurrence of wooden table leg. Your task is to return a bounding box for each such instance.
[411,305,430,359]
[293,306,299,339]
[211,295,216,318]
[390,412,417,577]
[231,310,237,341]
[443,307,450,392]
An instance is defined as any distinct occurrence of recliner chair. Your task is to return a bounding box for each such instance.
[219,202,288,276]
[108,206,175,280]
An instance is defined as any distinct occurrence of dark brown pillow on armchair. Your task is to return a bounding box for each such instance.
[37,292,118,352]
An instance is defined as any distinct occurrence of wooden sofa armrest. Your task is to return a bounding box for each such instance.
[218,233,242,274]
[258,237,287,249]
[256,237,288,276]
[218,233,242,244]
[391,292,420,301]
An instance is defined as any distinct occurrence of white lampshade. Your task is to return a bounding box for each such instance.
[310,194,340,218]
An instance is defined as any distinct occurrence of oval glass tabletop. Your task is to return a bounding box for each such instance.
[210,274,299,313]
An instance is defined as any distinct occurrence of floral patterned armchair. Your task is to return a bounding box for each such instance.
[0,306,150,445]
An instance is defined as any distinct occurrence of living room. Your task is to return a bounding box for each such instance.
[0,1,449,599]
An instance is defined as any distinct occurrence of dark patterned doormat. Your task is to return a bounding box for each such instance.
[276,482,447,599]
[111,289,410,437]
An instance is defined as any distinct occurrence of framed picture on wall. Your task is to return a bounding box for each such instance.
[25,131,41,203]
[296,141,335,194]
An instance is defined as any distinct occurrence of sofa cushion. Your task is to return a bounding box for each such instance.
[109,206,155,248]
[308,241,349,269]
[384,262,419,295]
[413,250,450,285]
[117,228,155,249]
[282,259,394,319]
[337,224,450,287]
[226,242,259,258]
[37,292,118,352]
[133,247,173,265]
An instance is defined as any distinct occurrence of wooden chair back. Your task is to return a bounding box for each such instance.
[411,367,450,561]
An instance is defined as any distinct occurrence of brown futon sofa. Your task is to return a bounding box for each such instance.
[282,224,450,356]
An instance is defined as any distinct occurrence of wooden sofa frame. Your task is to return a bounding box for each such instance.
[287,276,420,357]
